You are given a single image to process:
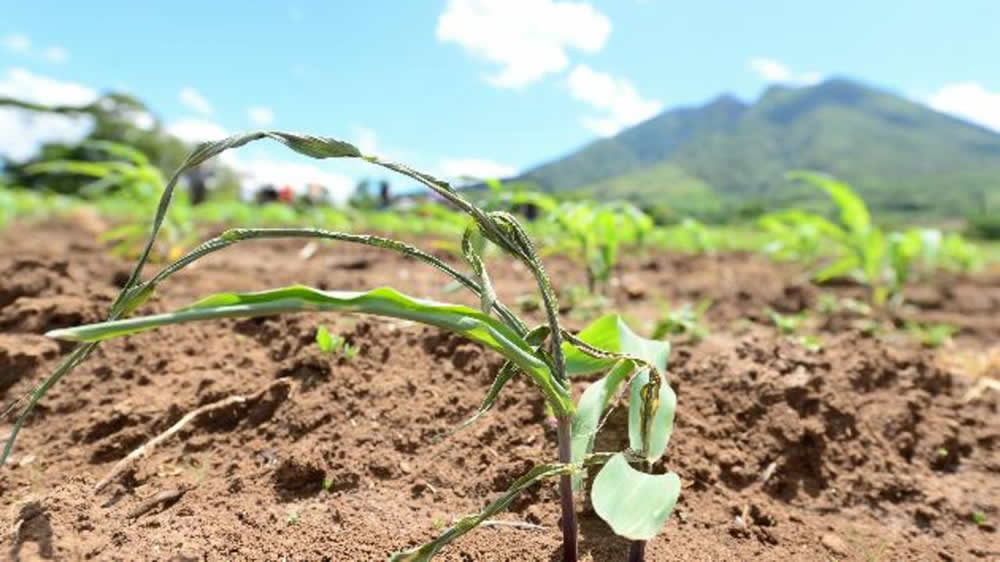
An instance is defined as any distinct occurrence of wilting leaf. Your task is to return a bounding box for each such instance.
[47,285,573,415]
[627,368,676,463]
[563,314,669,377]
[391,454,612,561]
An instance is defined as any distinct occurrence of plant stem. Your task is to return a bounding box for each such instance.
[556,416,578,562]
[627,540,646,562]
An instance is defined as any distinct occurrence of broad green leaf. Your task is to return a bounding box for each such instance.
[47,285,573,416]
[564,314,669,377]
[628,368,676,462]
[570,360,634,489]
[591,453,681,541]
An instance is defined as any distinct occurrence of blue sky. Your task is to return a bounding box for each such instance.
[2,0,999,198]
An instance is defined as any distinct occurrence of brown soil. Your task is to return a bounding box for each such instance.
[2,219,998,561]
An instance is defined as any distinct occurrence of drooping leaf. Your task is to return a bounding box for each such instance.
[627,368,676,463]
[390,454,612,562]
[47,285,573,416]
[591,453,681,541]
[563,314,670,377]
[461,225,495,315]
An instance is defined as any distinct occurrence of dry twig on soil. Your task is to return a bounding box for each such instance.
[93,378,293,494]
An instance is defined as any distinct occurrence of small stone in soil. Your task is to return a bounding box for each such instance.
[821,532,848,556]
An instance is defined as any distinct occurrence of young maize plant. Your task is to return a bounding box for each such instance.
[2,131,681,561]
[547,201,653,295]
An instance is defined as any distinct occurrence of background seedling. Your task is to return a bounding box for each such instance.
[315,325,357,359]
[768,309,808,335]
[972,511,987,527]
[760,171,984,307]
[651,299,712,343]
[906,322,958,348]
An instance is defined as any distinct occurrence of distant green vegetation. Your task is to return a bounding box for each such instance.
[518,78,1000,221]
[760,171,983,305]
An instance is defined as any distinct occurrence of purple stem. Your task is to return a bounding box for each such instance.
[556,416,578,562]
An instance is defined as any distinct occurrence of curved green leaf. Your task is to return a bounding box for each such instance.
[788,170,871,235]
[47,285,572,416]
[591,453,680,541]
[563,314,669,377]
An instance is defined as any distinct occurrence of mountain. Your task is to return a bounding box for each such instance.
[516,78,1000,219]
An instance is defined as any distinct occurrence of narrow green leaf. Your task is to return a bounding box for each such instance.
[627,368,676,463]
[591,453,681,541]
[452,361,517,433]
[46,285,573,416]
[390,462,572,561]
[390,454,612,562]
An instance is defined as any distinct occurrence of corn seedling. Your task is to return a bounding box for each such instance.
[653,218,719,255]
[650,299,712,343]
[766,309,822,350]
[768,309,807,335]
[905,322,957,349]
[3,131,680,561]
[547,201,653,294]
[768,172,984,306]
[315,325,357,359]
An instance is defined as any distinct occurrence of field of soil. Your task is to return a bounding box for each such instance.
[2,216,999,561]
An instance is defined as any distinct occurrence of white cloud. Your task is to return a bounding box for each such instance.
[42,46,69,64]
[436,0,611,88]
[926,82,1000,132]
[0,67,98,161]
[3,34,71,64]
[566,64,661,136]
[439,157,517,180]
[748,57,822,86]
[355,127,377,154]
[3,34,31,53]
[179,87,213,115]
[248,106,275,126]
[166,118,228,144]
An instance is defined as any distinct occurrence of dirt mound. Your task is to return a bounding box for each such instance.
[0,221,997,561]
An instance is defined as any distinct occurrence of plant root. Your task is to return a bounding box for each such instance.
[125,487,190,520]
[93,378,293,494]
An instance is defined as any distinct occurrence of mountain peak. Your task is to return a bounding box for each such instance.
[518,77,1000,218]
